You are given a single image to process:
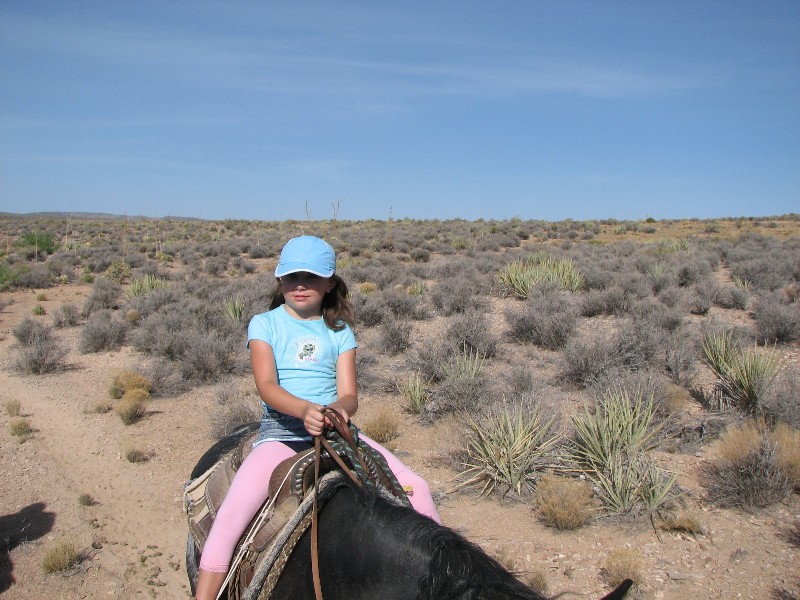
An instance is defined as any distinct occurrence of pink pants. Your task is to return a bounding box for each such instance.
[199,434,442,572]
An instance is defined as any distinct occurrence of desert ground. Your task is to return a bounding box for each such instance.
[1,216,799,599]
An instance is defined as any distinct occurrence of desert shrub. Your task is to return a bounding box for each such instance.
[455,400,559,497]
[446,310,498,358]
[83,277,122,316]
[13,317,43,344]
[142,358,189,397]
[505,365,536,398]
[352,292,390,327]
[13,264,54,288]
[559,334,619,387]
[580,286,629,317]
[714,283,749,310]
[614,317,667,371]
[705,420,793,508]
[77,493,94,507]
[178,329,246,383]
[406,340,454,384]
[125,447,149,462]
[601,548,644,589]
[379,316,412,355]
[425,351,489,417]
[382,288,428,320]
[79,310,127,353]
[568,387,676,514]
[104,259,131,282]
[771,423,800,489]
[42,541,80,574]
[430,277,485,316]
[753,293,800,344]
[398,372,430,414]
[701,330,782,414]
[664,327,697,386]
[5,399,21,417]
[115,389,150,425]
[761,366,800,428]
[12,321,69,375]
[210,400,260,439]
[409,247,430,262]
[9,416,33,436]
[51,303,81,328]
[589,368,675,417]
[535,475,597,530]
[687,286,713,315]
[658,511,705,535]
[31,304,46,316]
[505,288,578,351]
[129,311,195,358]
[361,405,400,445]
[109,370,153,399]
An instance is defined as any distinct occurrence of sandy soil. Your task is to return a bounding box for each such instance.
[1,283,799,600]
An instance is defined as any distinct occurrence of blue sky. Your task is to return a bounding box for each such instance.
[1,1,798,222]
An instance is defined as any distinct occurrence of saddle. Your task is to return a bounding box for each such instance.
[184,410,410,600]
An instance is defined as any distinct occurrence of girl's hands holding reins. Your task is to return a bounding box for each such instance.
[302,403,327,437]
[302,402,351,437]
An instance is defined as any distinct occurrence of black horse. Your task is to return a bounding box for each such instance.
[186,424,632,600]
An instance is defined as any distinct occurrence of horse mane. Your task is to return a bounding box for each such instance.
[349,483,546,600]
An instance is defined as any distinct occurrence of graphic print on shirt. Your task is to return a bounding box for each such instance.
[293,335,322,365]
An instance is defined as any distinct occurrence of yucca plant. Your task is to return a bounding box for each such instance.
[222,294,245,322]
[569,387,663,471]
[701,330,782,413]
[398,372,430,414]
[497,255,584,298]
[568,388,676,514]
[127,274,168,298]
[455,402,560,497]
[444,347,486,380]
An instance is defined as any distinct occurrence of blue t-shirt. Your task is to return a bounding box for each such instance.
[247,304,357,442]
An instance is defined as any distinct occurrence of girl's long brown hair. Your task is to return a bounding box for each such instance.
[269,274,354,331]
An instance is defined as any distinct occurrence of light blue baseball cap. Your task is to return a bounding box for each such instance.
[274,236,336,278]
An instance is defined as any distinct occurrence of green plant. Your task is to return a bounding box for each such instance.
[701,330,782,413]
[444,347,486,380]
[497,255,584,298]
[32,304,46,316]
[127,273,168,298]
[42,541,79,573]
[104,259,131,282]
[399,372,430,414]
[36,292,48,301]
[222,294,245,322]
[569,388,677,514]
[77,494,94,507]
[454,402,559,497]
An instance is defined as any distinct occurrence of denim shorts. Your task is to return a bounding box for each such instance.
[254,406,311,446]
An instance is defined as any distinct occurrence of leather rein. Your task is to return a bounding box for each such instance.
[310,407,368,600]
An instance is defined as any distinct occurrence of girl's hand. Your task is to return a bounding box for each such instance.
[302,403,326,437]
[326,402,350,425]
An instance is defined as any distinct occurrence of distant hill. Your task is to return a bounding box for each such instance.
[0,212,203,221]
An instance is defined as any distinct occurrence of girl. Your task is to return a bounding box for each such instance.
[195,235,441,600]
